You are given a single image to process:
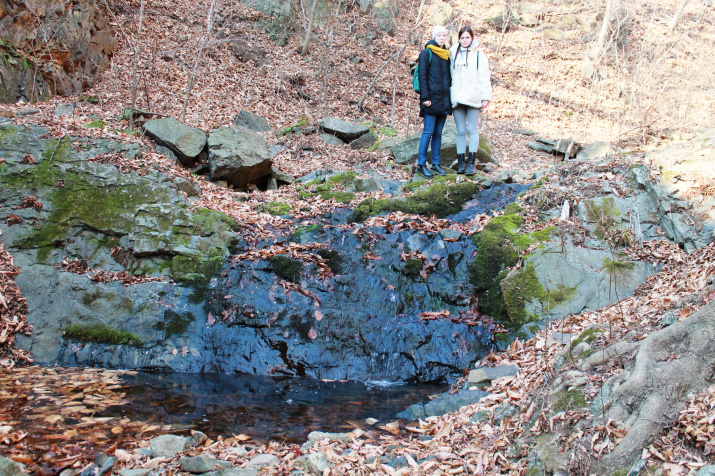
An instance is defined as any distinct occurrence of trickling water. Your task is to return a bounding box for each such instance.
[96,371,445,443]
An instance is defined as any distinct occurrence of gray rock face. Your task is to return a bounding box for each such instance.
[149,434,190,457]
[246,453,279,469]
[180,455,231,473]
[397,389,488,419]
[234,110,272,133]
[271,167,294,184]
[0,456,25,476]
[320,133,346,146]
[698,466,715,476]
[295,452,331,475]
[575,141,614,160]
[349,132,376,149]
[319,117,370,142]
[143,118,207,165]
[467,364,520,386]
[502,242,658,328]
[207,126,272,189]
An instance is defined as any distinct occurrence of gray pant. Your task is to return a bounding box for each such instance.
[453,105,482,154]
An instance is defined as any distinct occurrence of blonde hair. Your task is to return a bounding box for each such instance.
[432,26,448,39]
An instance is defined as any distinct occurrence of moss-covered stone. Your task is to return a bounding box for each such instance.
[270,254,303,283]
[83,120,106,129]
[316,248,343,274]
[553,388,587,412]
[255,201,292,216]
[500,263,577,329]
[350,181,486,222]
[603,258,636,273]
[64,323,143,346]
[468,204,556,327]
[583,197,622,242]
[328,171,356,185]
[290,224,321,243]
[153,310,196,338]
[403,258,424,279]
[571,327,604,350]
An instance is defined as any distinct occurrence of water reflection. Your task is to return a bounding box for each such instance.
[99,372,445,443]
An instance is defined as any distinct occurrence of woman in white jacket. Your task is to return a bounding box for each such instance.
[449,26,492,175]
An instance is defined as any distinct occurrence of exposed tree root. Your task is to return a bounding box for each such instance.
[594,300,715,473]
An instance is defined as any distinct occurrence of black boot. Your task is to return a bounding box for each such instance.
[430,164,447,175]
[465,152,477,176]
[456,154,466,174]
[416,164,433,178]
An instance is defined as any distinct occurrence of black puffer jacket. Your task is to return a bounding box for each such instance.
[418,40,452,117]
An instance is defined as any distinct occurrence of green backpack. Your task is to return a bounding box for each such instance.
[412,49,432,93]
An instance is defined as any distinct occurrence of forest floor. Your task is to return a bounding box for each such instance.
[1,0,714,473]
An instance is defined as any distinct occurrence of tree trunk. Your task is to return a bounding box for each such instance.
[592,0,616,61]
[668,0,690,32]
[128,0,145,131]
[301,0,320,56]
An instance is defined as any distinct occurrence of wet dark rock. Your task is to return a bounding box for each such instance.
[396,389,489,419]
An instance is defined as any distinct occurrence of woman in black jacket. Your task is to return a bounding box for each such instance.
[417,26,452,178]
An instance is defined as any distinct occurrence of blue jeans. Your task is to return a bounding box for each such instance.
[418,113,447,166]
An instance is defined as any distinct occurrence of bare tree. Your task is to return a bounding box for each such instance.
[179,0,220,122]
[128,0,145,130]
[592,0,617,60]
[668,0,690,32]
[301,0,320,56]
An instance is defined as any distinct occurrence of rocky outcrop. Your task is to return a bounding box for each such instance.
[234,110,272,133]
[208,126,272,189]
[142,118,207,166]
[319,117,370,142]
[0,0,117,102]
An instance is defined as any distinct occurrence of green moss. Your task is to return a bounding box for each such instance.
[378,127,397,137]
[171,253,223,285]
[553,388,587,412]
[603,258,636,273]
[81,290,117,310]
[404,292,415,307]
[583,197,622,241]
[328,171,356,185]
[317,191,354,203]
[270,255,303,283]
[277,115,308,136]
[64,323,143,346]
[316,248,343,274]
[79,96,100,104]
[571,328,604,350]
[153,310,196,338]
[504,202,523,215]
[500,263,577,329]
[290,224,321,243]
[494,332,512,345]
[350,181,485,222]
[255,201,292,216]
[403,258,424,279]
[84,120,106,129]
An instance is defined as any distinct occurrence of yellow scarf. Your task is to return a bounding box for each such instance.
[427,44,450,60]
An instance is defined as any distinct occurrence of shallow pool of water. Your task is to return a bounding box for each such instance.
[97,372,446,443]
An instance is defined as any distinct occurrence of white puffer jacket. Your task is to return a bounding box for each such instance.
[449,41,492,109]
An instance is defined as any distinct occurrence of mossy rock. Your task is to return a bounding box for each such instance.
[316,248,343,274]
[468,206,557,327]
[552,388,587,412]
[350,180,485,222]
[270,255,303,283]
[255,201,292,216]
[500,262,576,329]
[153,310,196,338]
[403,258,424,279]
[64,323,143,346]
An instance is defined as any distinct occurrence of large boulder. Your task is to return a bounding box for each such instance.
[142,118,207,166]
[319,117,370,142]
[0,0,117,102]
[500,242,658,331]
[234,110,272,133]
[207,126,272,189]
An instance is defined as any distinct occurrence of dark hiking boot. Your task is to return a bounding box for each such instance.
[456,154,466,174]
[430,164,447,175]
[465,152,477,176]
[416,165,433,178]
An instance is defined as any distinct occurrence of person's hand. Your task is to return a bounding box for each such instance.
[423,100,432,107]
[482,100,490,109]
